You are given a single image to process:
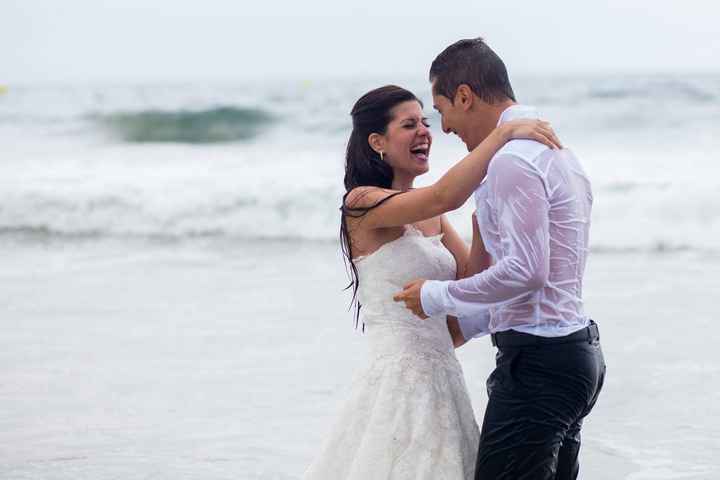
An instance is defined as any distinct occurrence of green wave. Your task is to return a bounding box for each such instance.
[97,106,274,143]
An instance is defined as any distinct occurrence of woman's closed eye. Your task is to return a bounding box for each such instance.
[403,120,431,129]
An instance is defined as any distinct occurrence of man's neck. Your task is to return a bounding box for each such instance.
[486,99,517,127]
[466,99,517,149]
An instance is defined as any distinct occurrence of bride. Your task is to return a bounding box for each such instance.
[303,85,560,479]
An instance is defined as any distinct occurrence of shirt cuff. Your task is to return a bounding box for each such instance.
[420,280,451,318]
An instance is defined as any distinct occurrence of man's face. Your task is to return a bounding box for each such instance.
[431,82,472,150]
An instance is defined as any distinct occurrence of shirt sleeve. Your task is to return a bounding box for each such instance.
[420,284,490,339]
[420,153,550,320]
[457,311,491,339]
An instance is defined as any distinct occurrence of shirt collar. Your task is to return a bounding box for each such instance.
[474,104,540,190]
[496,104,539,127]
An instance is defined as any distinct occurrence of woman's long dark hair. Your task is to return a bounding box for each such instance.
[340,85,422,328]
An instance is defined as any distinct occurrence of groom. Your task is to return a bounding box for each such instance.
[394,38,606,480]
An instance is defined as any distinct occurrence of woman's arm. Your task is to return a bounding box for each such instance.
[447,317,468,349]
[439,215,470,280]
[466,212,492,277]
[344,119,560,229]
[441,214,490,349]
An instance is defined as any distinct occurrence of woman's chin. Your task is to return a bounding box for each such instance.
[399,159,430,178]
[414,164,430,176]
[411,154,430,169]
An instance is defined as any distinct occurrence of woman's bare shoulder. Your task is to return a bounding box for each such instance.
[344,186,399,210]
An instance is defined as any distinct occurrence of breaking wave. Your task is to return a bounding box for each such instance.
[94,106,275,143]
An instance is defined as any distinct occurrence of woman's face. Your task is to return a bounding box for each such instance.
[377,100,432,178]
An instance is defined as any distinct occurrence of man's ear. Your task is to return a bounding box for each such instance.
[368,133,386,155]
[455,84,474,112]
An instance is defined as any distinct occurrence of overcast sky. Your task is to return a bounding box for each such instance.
[3,0,719,84]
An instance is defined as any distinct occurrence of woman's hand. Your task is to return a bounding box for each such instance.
[498,119,563,150]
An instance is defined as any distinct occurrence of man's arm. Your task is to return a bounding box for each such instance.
[418,153,551,319]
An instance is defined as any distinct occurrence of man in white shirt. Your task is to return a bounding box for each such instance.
[394,38,606,480]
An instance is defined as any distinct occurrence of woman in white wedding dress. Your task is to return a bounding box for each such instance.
[303,85,560,479]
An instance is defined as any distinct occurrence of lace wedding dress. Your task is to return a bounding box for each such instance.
[303,225,480,479]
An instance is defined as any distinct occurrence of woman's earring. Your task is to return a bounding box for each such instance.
[379,151,384,162]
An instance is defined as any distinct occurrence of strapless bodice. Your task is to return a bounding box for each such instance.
[354,225,458,359]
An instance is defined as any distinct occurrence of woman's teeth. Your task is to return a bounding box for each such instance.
[410,144,429,157]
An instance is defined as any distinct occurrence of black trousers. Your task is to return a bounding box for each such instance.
[474,326,606,480]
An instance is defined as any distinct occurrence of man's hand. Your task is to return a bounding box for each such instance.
[393,279,428,319]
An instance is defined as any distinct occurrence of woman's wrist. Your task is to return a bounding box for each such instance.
[475,126,507,153]
[492,124,511,144]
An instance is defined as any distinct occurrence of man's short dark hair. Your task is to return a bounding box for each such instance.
[429,37,516,104]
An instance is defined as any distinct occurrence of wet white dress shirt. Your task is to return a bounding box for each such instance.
[421,105,593,339]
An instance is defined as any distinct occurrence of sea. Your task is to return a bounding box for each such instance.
[1,74,719,479]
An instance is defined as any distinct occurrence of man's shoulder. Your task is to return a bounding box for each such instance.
[488,139,549,180]
[495,138,550,164]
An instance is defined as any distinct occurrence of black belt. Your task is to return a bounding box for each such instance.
[491,321,599,348]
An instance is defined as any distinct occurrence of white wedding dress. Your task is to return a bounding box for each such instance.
[304,225,480,479]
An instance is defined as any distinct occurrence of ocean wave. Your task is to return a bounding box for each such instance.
[2,76,717,143]
[589,243,714,255]
[2,177,719,255]
[598,180,672,193]
[519,75,719,107]
[1,223,717,257]
[93,106,275,143]
[586,78,716,103]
